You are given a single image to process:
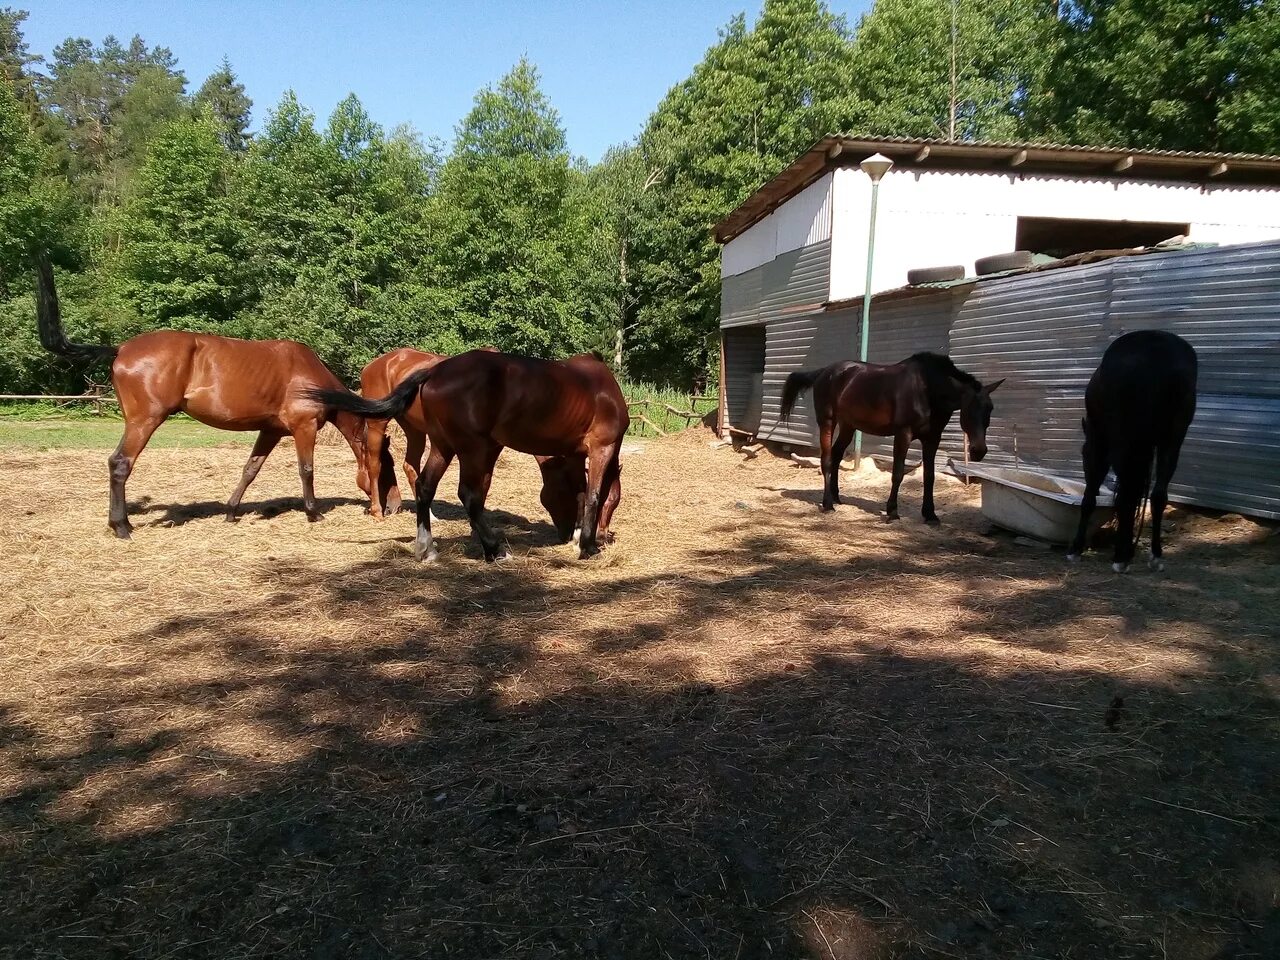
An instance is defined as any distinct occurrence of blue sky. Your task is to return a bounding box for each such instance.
[20,0,874,162]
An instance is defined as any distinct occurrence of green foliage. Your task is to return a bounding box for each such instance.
[624,0,862,386]
[428,59,604,358]
[4,0,1280,399]
[194,57,251,152]
[850,0,1054,140]
[111,114,248,328]
[38,32,187,203]
[1034,0,1280,152]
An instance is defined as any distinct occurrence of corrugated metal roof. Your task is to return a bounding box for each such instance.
[715,135,1280,243]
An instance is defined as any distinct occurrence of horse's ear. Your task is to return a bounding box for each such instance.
[983,378,1006,395]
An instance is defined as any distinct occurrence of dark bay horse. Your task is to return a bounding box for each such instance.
[310,349,628,561]
[782,353,1003,521]
[35,256,372,538]
[1067,330,1198,573]
[360,347,620,542]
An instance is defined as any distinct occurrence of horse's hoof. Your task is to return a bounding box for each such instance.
[492,551,512,563]
[578,544,600,560]
[820,503,835,513]
[1149,556,1165,573]
[1112,562,1130,574]
[883,512,899,522]
[415,546,439,563]
[924,516,941,527]
[306,512,322,523]
[1065,553,1081,563]
[225,513,238,523]
[112,525,132,541]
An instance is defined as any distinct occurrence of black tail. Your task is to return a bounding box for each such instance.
[304,366,434,420]
[34,253,117,361]
[781,368,822,420]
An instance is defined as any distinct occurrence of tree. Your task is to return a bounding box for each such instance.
[0,7,41,114]
[849,0,1055,141]
[194,56,252,152]
[429,59,601,358]
[624,0,862,386]
[1033,0,1280,152]
[112,114,247,328]
[39,33,187,202]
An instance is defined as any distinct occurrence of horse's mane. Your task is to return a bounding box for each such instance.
[908,352,980,389]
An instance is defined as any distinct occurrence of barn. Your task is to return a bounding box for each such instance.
[716,136,1280,519]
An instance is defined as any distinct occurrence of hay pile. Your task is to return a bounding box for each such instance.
[1,426,1277,959]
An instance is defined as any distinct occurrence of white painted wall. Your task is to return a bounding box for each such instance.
[721,173,833,278]
[825,167,1280,301]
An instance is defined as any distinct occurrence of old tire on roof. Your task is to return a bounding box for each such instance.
[975,250,1035,276]
[907,265,965,285]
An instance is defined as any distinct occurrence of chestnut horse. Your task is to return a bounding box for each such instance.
[360,347,621,543]
[1068,330,1197,573]
[310,349,628,561]
[782,353,1003,521]
[360,347,447,517]
[35,256,371,538]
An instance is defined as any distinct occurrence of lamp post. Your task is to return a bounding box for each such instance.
[854,152,893,466]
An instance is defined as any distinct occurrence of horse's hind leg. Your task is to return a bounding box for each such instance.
[457,442,505,562]
[1067,421,1109,562]
[108,413,166,539]
[399,426,426,517]
[1148,433,1186,572]
[828,424,854,506]
[226,429,283,522]
[292,420,321,521]
[414,441,452,562]
[920,436,942,525]
[885,430,910,520]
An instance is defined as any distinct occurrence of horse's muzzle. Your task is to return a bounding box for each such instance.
[970,444,989,461]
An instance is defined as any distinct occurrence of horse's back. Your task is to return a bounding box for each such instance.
[361,347,444,397]
[1089,331,1197,443]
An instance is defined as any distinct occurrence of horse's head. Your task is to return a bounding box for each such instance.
[537,456,582,543]
[957,378,1004,461]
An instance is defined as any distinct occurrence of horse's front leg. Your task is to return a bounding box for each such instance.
[920,436,941,525]
[885,430,910,521]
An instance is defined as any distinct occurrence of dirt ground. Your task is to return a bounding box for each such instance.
[1,426,1278,960]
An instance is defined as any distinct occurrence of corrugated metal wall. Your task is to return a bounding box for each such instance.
[949,240,1280,518]
[721,240,830,328]
[721,238,1280,519]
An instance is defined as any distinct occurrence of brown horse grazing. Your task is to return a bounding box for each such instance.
[359,347,447,517]
[781,353,1004,521]
[309,350,628,561]
[536,454,622,545]
[360,348,617,541]
[35,257,372,538]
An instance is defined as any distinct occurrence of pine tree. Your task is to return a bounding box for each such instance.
[194,56,252,152]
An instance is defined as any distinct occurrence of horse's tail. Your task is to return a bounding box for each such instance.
[305,366,434,420]
[781,368,822,420]
[34,253,118,361]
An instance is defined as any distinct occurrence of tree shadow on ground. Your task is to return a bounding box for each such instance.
[2,522,1278,960]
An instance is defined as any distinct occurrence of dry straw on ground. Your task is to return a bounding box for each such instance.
[1,426,1277,959]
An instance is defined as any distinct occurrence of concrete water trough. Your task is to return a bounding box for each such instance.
[947,460,1114,544]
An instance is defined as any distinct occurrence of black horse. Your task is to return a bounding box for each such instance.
[1067,330,1198,573]
[782,353,1003,521]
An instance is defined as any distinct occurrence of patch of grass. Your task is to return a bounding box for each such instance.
[0,415,252,450]
[619,380,717,437]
